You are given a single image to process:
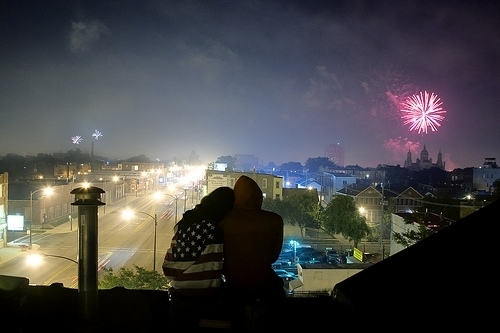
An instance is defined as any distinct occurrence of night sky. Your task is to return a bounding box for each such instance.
[1,1,499,169]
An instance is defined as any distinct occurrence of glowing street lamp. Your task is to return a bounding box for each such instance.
[29,187,53,249]
[164,193,179,222]
[122,209,158,271]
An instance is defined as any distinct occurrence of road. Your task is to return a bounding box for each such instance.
[0,185,190,287]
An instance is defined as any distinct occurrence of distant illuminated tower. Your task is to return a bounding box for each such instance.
[405,149,412,168]
[325,143,345,167]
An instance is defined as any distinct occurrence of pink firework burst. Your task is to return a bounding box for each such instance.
[400,91,446,134]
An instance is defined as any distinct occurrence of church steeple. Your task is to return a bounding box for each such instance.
[420,144,429,162]
[437,149,443,168]
[405,149,412,167]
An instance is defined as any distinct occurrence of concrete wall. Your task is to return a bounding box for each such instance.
[294,265,363,293]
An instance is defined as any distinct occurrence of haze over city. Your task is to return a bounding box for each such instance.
[1,1,499,169]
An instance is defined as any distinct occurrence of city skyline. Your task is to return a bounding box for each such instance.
[0,144,479,172]
[1,1,499,169]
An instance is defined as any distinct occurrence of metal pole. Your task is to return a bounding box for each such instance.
[175,198,178,222]
[153,213,157,271]
[45,254,78,264]
[71,186,105,326]
[183,188,187,212]
[29,191,33,249]
[103,181,106,214]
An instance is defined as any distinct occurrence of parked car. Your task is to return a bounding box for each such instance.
[273,269,298,279]
[274,258,292,267]
[297,251,327,264]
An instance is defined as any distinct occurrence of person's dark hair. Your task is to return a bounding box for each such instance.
[197,186,235,221]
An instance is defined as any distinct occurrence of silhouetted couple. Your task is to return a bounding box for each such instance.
[163,175,285,330]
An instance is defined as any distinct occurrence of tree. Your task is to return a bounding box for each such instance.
[279,161,303,172]
[0,153,30,179]
[391,211,436,248]
[304,157,337,173]
[126,154,151,163]
[99,265,169,290]
[215,155,237,170]
[493,179,500,200]
[262,191,321,239]
[321,195,369,247]
[282,192,321,238]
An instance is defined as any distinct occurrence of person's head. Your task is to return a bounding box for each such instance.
[233,175,263,209]
[198,186,235,220]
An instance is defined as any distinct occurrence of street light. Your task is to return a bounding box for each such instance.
[29,187,53,249]
[183,188,187,212]
[164,193,179,222]
[122,209,158,271]
[141,172,148,194]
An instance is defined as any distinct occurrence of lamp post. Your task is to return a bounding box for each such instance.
[183,188,187,212]
[29,187,53,249]
[141,172,148,194]
[123,210,158,271]
[99,178,108,214]
[164,193,179,222]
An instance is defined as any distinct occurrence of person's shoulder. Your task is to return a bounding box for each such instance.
[262,208,281,216]
[262,209,283,220]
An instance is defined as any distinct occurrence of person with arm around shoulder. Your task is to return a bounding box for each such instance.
[162,186,235,328]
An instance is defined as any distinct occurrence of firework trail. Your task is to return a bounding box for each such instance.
[400,91,446,134]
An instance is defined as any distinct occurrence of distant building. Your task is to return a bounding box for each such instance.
[205,170,283,200]
[325,143,345,167]
[336,184,383,228]
[472,157,500,194]
[187,150,200,165]
[323,172,357,201]
[384,186,424,213]
[404,145,445,170]
[0,172,7,248]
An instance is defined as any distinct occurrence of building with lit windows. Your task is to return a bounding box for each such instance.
[205,170,283,200]
[336,184,383,228]
[325,143,345,167]
[0,172,7,248]
[472,157,500,193]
